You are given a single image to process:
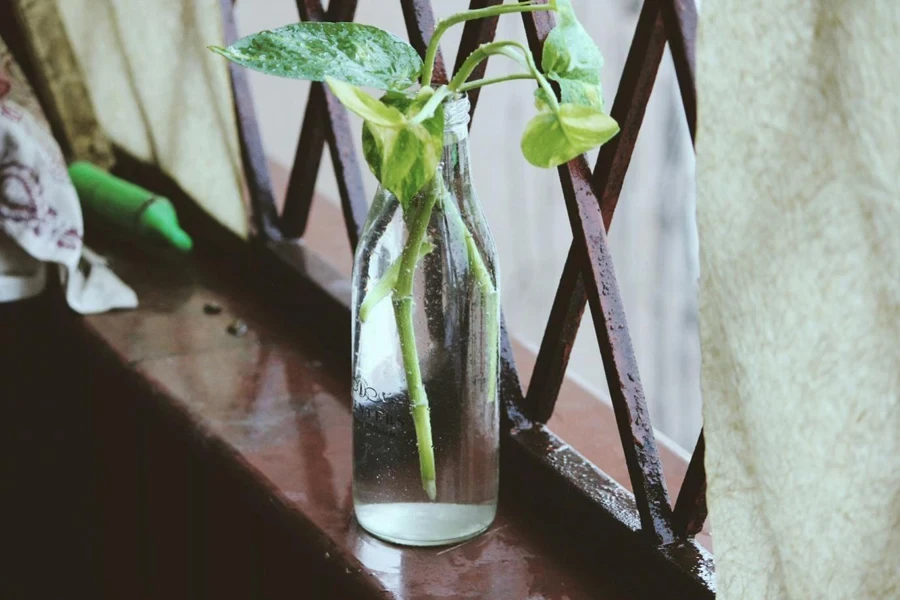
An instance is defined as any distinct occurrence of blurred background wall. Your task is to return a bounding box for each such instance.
[235,0,701,451]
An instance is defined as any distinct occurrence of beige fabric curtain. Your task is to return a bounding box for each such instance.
[53,0,248,238]
[698,0,899,597]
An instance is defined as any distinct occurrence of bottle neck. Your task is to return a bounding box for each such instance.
[442,127,472,183]
[441,95,473,200]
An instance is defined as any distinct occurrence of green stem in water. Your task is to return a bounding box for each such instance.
[443,194,499,404]
[392,179,441,500]
[420,1,556,87]
[467,236,499,405]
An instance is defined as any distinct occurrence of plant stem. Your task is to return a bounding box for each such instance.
[443,193,499,404]
[410,85,452,125]
[494,45,559,112]
[421,1,556,87]
[392,179,441,500]
[447,41,559,112]
[457,73,536,92]
[466,236,499,405]
[449,41,528,90]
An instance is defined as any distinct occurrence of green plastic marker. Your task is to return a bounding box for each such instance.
[68,161,193,252]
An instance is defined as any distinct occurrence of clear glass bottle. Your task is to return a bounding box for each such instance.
[351,94,500,546]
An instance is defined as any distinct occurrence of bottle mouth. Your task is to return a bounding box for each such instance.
[442,93,470,130]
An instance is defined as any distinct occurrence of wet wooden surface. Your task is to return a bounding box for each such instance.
[1,231,710,597]
[73,244,653,598]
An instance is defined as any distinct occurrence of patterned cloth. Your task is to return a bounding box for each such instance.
[0,47,136,313]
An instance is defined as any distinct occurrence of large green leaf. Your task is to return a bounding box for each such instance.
[210,22,422,91]
[362,92,444,208]
[520,103,619,168]
[540,0,605,110]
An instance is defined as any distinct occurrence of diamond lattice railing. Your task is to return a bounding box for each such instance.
[222,0,707,552]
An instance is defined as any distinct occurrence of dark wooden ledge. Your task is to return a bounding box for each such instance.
[2,219,711,599]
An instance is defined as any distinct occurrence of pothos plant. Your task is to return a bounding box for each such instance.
[212,0,618,500]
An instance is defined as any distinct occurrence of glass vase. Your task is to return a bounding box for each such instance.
[351,94,500,546]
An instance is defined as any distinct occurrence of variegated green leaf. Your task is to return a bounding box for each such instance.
[210,22,422,91]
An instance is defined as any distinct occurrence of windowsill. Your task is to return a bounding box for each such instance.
[71,233,673,598]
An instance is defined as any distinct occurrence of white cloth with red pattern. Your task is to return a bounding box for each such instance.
[0,68,136,313]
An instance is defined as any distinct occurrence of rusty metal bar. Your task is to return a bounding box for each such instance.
[672,431,707,537]
[281,85,326,238]
[321,84,369,249]
[521,4,675,544]
[556,157,675,544]
[281,0,367,248]
[297,0,325,21]
[658,0,697,142]
[279,1,327,239]
[499,317,531,432]
[453,0,504,120]
[518,0,555,60]
[323,0,357,22]
[526,244,586,422]
[525,2,666,422]
[658,0,705,535]
[593,2,668,224]
[400,0,448,84]
[220,0,281,241]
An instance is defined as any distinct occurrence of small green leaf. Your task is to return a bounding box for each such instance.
[325,78,405,126]
[540,0,605,110]
[362,93,444,208]
[520,103,619,168]
[210,22,422,91]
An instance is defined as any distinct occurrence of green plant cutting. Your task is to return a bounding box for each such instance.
[211,0,618,500]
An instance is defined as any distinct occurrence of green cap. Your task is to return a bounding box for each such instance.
[139,197,193,252]
[68,161,193,252]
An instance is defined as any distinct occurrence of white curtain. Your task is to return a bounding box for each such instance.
[698,0,900,597]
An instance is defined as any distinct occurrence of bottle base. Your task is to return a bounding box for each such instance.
[355,502,496,547]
